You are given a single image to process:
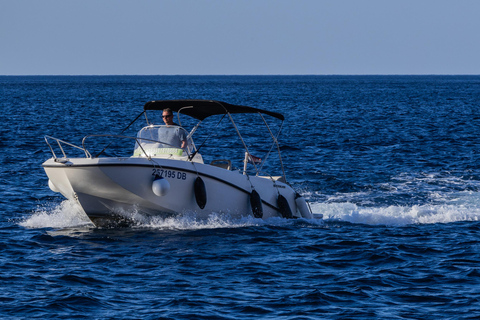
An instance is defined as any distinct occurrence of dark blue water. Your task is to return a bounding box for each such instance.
[2,75,480,319]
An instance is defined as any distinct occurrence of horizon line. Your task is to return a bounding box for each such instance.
[1,74,480,77]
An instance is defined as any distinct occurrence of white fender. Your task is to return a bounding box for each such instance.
[152,176,170,196]
[295,194,313,219]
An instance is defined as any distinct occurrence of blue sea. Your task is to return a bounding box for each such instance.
[1,75,480,319]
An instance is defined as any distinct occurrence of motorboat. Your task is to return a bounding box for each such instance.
[42,100,315,226]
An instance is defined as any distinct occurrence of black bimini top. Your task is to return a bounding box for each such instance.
[144,100,284,121]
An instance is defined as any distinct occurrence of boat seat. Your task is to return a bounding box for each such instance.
[133,147,183,157]
[210,159,231,170]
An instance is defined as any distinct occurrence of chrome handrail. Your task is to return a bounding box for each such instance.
[45,133,194,161]
[44,135,92,159]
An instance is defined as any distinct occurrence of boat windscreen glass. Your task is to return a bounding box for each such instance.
[133,125,194,156]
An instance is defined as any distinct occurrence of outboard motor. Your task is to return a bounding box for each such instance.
[295,193,313,219]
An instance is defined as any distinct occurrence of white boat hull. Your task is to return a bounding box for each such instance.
[43,157,301,225]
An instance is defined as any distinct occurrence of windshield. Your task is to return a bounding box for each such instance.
[133,125,195,157]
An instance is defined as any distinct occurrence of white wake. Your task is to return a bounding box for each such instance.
[20,190,480,229]
[312,190,480,225]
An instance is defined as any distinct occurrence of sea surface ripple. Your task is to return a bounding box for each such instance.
[1,75,480,319]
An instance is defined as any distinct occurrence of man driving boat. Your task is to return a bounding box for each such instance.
[162,108,187,149]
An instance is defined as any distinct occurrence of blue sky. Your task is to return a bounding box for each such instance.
[1,0,479,75]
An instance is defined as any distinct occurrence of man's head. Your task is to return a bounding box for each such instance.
[162,108,174,125]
